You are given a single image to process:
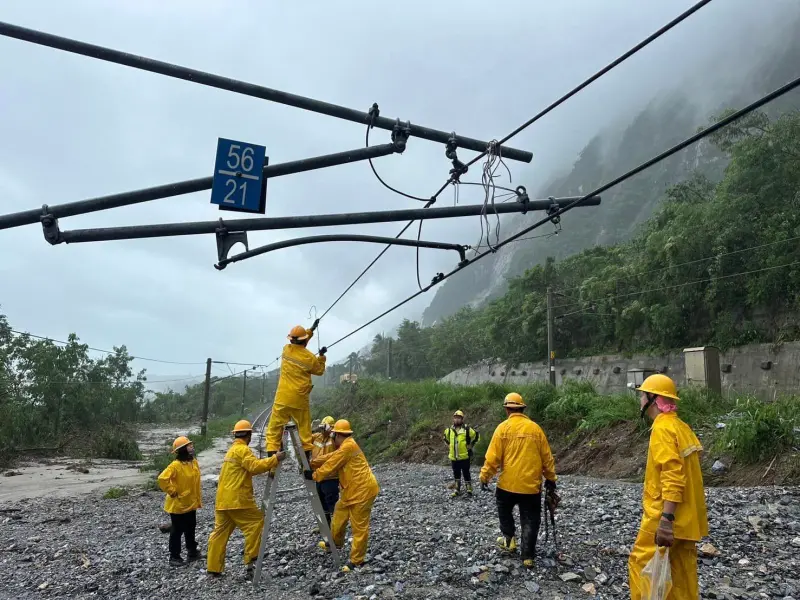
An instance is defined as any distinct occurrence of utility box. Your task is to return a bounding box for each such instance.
[626,368,657,392]
[683,346,721,395]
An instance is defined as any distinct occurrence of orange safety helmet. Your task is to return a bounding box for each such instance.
[288,325,312,342]
[232,419,253,433]
[503,392,527,408]
[332,419,353,434]
[172,436,191,452]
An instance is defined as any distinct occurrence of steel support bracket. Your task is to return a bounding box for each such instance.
[214,219,248,270]
[517,186,530,214]
[391,119,411,153]
[446,133,468,182]
[546,196,561,225]
[430,272,445,286]
[40,205,62,245]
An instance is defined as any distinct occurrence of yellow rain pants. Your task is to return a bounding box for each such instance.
[331,497,376,566]
[628,529,698,600]
[206,507,264,573]
[265,402,313,452]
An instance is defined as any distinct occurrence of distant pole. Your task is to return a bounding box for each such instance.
[241,369,248,417]
[261,372,266,404]
[201,358,212,436]
[387,338,393,379]
[547,287,556,386]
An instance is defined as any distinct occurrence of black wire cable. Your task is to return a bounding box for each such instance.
[325,74,800,350]
[367,114,429,202]
[415,220,424,290]
[318,0,715,323]
[427,0,715,204]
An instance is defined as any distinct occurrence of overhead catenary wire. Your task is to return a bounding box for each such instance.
[316,0,714,322]
[426,0,715,204]
[324,73,800,351]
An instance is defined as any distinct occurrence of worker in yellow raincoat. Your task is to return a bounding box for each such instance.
[628,374,708,600]
[311,415,339,526]
[312,419,379,571]
[480,392,557,568]
[265,325,327,460]
[206,420,286,578]
[158,436,203,567]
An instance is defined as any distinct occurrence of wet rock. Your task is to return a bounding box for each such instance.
[525,581,540,593]
[560,572,581,583]
[582,582,597,595]
[712,460,728,474]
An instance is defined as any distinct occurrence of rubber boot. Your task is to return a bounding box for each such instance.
[169,556,186,567]
[466,482,474,496]
[496,536,517,553]
[451,479,461,498]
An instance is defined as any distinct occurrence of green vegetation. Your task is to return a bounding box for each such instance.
[361,109,800,379]
[102,486,129,500]
[315,378,799,469]
[0,315,146,466]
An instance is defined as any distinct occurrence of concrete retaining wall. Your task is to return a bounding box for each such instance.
[439,342,800,399]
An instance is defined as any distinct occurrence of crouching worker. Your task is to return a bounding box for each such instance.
[265,326,327,463]
[628,374,708,600]
[206,420,286,578]
[311,416,339,526]
[480,392,557,568]
[444,409,480,497]
[158,436,203,567]
[312,420,379,572]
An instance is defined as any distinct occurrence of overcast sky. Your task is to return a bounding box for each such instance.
[0,0,795,384]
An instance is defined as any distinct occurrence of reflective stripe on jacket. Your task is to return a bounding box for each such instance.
[312,437,379,506]
[443,425,479,461]
[310,432,338,481]
[480,413,556,494]
[215,439,278,511]
[274,344,326,409]
[158,458,202,514]
[641,412,708,541]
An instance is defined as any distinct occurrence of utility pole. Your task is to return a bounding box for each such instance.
[201,358,211,436]
[241,369,248,418]
[547,287,556,386]
[387,338,393,380]
[261,372,266,405]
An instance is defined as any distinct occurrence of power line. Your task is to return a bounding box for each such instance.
[7,329,277,368]
[324,73,800,351]
[316,0,714,322]
[552,233,800,300]
[427,0,715,203]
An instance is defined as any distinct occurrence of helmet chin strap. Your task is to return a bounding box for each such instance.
[640,393,656,419]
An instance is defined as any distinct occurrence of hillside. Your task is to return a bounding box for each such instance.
[422,13,800,325]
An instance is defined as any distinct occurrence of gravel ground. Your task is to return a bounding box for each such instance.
[0,462,798,600]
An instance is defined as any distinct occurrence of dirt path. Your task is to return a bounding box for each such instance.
[0,425,199,505]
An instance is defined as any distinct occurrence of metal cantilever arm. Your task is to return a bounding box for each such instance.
[214,234,468,270]
[0,21,532,163]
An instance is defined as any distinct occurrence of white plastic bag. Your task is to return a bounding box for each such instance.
[640,547,673,600]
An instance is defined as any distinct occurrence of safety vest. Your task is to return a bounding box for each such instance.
[444,425,479,461]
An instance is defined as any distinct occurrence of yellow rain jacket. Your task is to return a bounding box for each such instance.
[215,439,279,511]
[640,412,708,541]
[480,413,556,494]
[158,458,202,514]
[313,437,379,506]
[310,431,338,481]
[443,425,480,461]
[274,343,326,409]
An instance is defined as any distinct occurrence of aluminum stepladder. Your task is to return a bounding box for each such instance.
[252,420,341,586]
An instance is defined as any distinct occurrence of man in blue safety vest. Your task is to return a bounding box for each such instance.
[443,410,480,497]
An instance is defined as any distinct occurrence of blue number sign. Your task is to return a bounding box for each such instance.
[210,138,267,214]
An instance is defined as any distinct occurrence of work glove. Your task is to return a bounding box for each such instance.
[319,346,328,356]
[303,469,314,481]
[481,481,490,493]
[544,479,557,492]
[275,451,287,462]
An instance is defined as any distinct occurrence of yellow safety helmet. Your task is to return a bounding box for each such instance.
[288,325,312,341]
[503,392,527,408]
[321,416,336,427]
[453,410,465,418]
[332,419,353,434]
[636,374,679,401]
[232,419,253,433]
[172,436,191,452]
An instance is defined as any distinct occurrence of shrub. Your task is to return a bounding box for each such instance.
[103,486,129,499]
[91,427,142,461]
[717,396,799,463]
